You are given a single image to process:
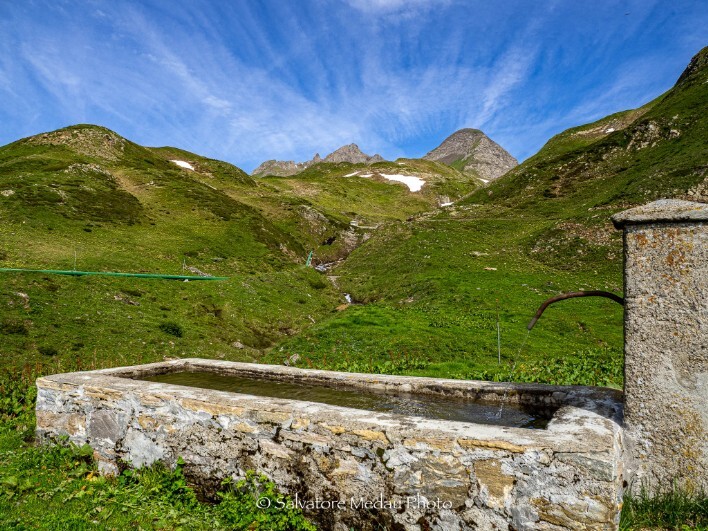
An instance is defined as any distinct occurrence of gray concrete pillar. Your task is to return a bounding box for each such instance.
[612,200,707,493]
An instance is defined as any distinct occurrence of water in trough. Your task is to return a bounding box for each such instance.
[141,371,553,429]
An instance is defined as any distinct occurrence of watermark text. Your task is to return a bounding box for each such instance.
[257,493,453,511]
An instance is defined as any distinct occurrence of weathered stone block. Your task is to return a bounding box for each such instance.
[87,409,126,443]
[403,437,457,453]
[474,459,514,510]
[36,411,85,437]
[180,398,245,417]
[458,438,526,453]
[555,452,615,482]
[350,429,388,443]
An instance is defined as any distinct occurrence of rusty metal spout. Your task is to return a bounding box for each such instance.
[527,290,624,330]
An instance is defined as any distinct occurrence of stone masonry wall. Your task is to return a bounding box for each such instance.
[36,362,625,530]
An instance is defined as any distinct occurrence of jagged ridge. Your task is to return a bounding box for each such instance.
[252,144,383,177]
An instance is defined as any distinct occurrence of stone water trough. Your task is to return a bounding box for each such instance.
[35,200,707,530]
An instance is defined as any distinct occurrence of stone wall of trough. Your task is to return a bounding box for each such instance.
[36,365,624,531]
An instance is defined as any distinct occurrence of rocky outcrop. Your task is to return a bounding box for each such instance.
[25,124,127,162]
[423,129,517,181]
[251,158,313,177]
[323,144,383,164]
[252,145,383,176]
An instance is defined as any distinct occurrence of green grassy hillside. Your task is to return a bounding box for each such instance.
[267,204,626,385]
[255,158,479,228]
[267,47,708,386]
[0,124,478,370]
[0,125,339,368]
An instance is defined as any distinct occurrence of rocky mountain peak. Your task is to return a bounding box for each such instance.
[251,159,305,177]
[324,143,383,164]
[252,144,384,176]
[423,128,517,181]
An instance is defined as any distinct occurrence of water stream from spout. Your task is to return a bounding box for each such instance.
[489,329,532,420]
[517,329,531,358]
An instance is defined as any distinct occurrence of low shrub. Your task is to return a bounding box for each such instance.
[38,346,59,357]
[0,319,29,336]
[217,472,317,530]
[159,321,184,337]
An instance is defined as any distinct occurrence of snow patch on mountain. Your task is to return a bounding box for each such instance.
[171,160,195,171]
[379,174,425,192]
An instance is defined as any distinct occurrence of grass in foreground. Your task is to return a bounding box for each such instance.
[0,429,315,530]
[620,487,708,530]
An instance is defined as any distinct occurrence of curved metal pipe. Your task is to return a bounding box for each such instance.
[527,290,624,330]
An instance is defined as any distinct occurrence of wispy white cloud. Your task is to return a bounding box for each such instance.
[472,45,538,129]
[344,0,453,16]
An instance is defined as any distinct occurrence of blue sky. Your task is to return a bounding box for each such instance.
[1,1,706,172]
